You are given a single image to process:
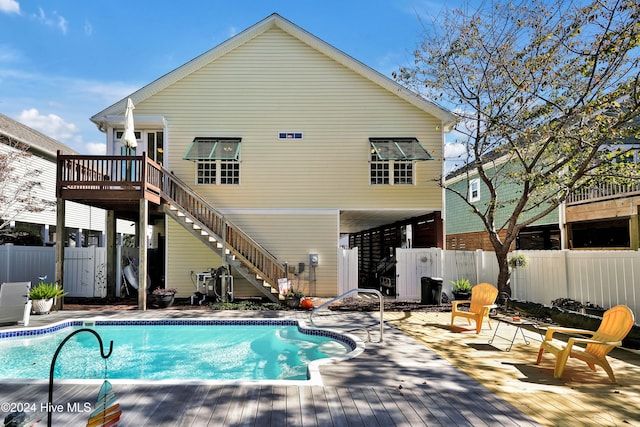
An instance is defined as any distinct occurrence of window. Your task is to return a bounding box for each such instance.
[147,131,164,165]
[114,130,164,166]
[369,138,432,185]
[115,130,141,155]
[469,178,480,202]
[184,138,241,185]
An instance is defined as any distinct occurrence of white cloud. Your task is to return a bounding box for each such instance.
[85,142,106,155]
[18,108,81,144]
[444,142,467,160]
[32,7,68,34]
[57,14,68,34]
[84,20,93,36]
[0,0,20,14]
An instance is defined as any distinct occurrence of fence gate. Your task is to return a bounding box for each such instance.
[338,247,358,295]
[396,248,442,301]
[63,247,106,298]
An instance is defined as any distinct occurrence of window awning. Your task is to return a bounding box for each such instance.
[183,137,241,161]
[370,138,433,161]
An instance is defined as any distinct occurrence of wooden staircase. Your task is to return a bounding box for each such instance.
[160,170,285,302]
[55,152,286,303]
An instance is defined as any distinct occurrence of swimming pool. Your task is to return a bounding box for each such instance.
[0,319,363,384]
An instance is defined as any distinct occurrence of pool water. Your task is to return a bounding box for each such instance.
[0,321,352,381]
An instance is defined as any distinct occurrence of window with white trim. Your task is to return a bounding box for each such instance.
[183,137,241,185]
[114,130,164,165]
[369,138,432,185]
[469,178,481,202]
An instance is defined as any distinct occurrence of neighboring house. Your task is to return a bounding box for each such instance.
[445,139,640,251]
[565,141,640,250]
[78,14,455,301]
[0,113,132,247]
[444,155,561,251]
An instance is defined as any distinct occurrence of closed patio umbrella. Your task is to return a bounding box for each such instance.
[122,98,137,153]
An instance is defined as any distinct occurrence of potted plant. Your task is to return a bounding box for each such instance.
[29,282,67,314]
[283,288,305,308]
[451,278,472,300]
[508,253,529,269]
[152,287,177,308]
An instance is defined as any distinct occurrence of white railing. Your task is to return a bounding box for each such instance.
[567,182,640,204]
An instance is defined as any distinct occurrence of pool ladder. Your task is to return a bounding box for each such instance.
[309,288,384,343]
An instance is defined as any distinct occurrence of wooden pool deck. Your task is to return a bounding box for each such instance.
[1,307,638,426]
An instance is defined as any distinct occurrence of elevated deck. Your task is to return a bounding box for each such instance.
[56,152,164,220]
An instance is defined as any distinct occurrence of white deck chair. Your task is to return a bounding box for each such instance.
[0,282,32,326]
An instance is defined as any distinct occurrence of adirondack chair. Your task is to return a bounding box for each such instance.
[450,282,498,333]
[535,305,635,382]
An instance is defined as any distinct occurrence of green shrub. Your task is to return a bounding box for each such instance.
[28,282,67,300]
[450,278,472,292]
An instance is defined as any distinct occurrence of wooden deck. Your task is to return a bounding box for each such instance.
[0,309,540,426]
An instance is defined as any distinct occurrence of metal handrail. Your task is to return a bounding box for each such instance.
[309,288,384,342]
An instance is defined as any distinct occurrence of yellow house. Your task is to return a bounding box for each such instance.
[86,14,455,301]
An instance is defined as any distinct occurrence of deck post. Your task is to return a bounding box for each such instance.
[138,198,148,310]
[55,198,65,310]
[106,210,117,299]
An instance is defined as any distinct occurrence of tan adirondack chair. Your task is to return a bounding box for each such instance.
[450,283,498,334]
[535,305,635,382]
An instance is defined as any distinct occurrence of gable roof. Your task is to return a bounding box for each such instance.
[91,13,456,129]
[0,113,78,158]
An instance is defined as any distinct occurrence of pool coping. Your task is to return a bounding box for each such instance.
[0,317,366,387]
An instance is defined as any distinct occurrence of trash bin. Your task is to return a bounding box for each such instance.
[421,277,443,305]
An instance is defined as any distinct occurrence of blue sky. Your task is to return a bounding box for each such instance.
[0,0,466,159]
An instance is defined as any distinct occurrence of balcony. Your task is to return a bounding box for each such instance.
[566,182,640,205]
[56,152,164,220]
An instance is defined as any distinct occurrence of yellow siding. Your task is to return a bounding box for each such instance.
[166,219,223,297]
[225,212,338,297]
[166,212,338,297]
[135,27,443,212]
[141,27,445,297]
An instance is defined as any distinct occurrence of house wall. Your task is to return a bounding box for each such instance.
[165,212,338,298]
[565,197,640,249]
[225,212,338,297]
[129,27,444,296]
[165,219,224,295]
[445,160,559,249]
[133,28,443,210]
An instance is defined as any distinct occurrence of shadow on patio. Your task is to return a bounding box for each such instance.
[385,311,640,426]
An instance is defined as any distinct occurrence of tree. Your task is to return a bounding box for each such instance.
[0,136,55,232]
[394,0,640,295]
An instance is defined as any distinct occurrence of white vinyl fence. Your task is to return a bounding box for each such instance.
[395,248,640,323]
[338,247,358,295]
[0,244,111,298]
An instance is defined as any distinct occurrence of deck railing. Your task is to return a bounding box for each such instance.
[56,151,162,202]
[56,152,285,288]
[567,181,640,205]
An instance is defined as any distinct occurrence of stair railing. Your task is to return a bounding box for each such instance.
[309,288,384,342]
[158,166,286,287]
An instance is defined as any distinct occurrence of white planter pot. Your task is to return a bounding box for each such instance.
[31,298,54,314]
